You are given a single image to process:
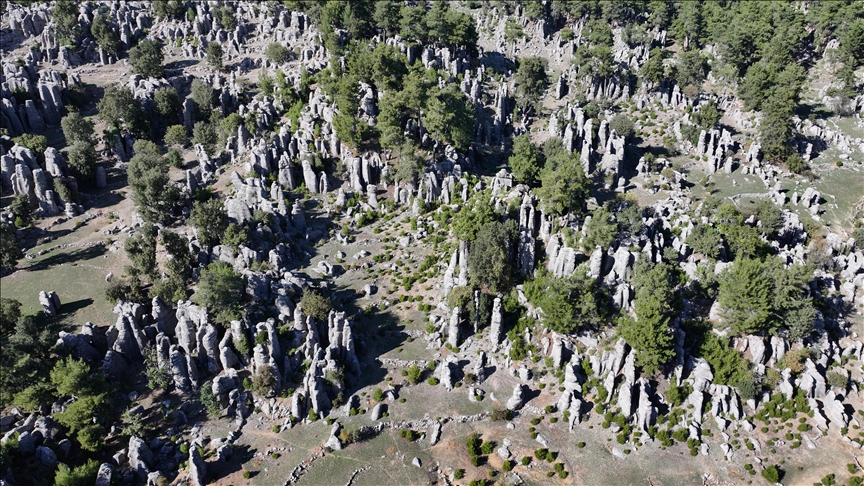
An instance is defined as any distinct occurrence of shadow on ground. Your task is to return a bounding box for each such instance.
[26,245,107,271]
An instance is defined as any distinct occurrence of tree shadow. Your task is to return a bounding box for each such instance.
[333,284,362,316]
[29,226,73,243]
[474,146,510,177]
[281,201,337,271]
[342,310,405,396]
[26,245,107,271]
[795,103,833,121]
[166,59,200,70]
[592,185,618,208]
[77,87,103,117]
[480,51,513,75]
[88,190,126,209]
[207,444,257,482]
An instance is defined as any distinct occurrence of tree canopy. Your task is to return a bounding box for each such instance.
[127,140,182,224]
[61,113,95,146]
[128,39,165,78]
[190,198,229,248]
[717,257,814,336]
[453,190,497,242]
[0,223,24,274]
[524,268,609,334]
[97,86,150,138]
[508,134,544,183]
[468,220,517,294]
[535,137,590,216]
[206,42,224,70]
[514,56,549,109]
[619,260,677,374]
[194,261,244,323]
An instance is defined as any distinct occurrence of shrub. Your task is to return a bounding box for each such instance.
[480,440,495,455]
[491,409,512,421]
[502,460,513,471]
[427,377,439,386]
[300,289,333,322]
[265,42,289,64]
[609,113,635,139]
[12,133,47,153]
[521,456,531,466]
[826,371,848,390]
[466,433,481,456]
[164,125,188,147]
[453,468,465,479]
[66,141,98,183]
[406,364,422,384]
[373,388,385,402]
[761,465,781,483]
[54,459,100,486]
[786,154,807,174]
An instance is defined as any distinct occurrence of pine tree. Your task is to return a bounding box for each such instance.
[717,258,774,334]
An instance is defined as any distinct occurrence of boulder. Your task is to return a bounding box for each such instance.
[822,390,848,431]
[690,358,713,391]
[128,436,153,479]
[447,307,460,348]
[439,361,455,390]
[747,335,765,364]
[428,422,441,445]
[16,431,35,454]
[489,297,502,348]
[506,385,525,411]
[371,403,385,421]
[58,331,102,362]
[39,290,60,316]
[324,423,342,450]
[94,463,113,486]
[35,445,57,466]
[189,446,207,486]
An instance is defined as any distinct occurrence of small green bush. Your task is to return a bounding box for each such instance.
[761,465,781,483]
